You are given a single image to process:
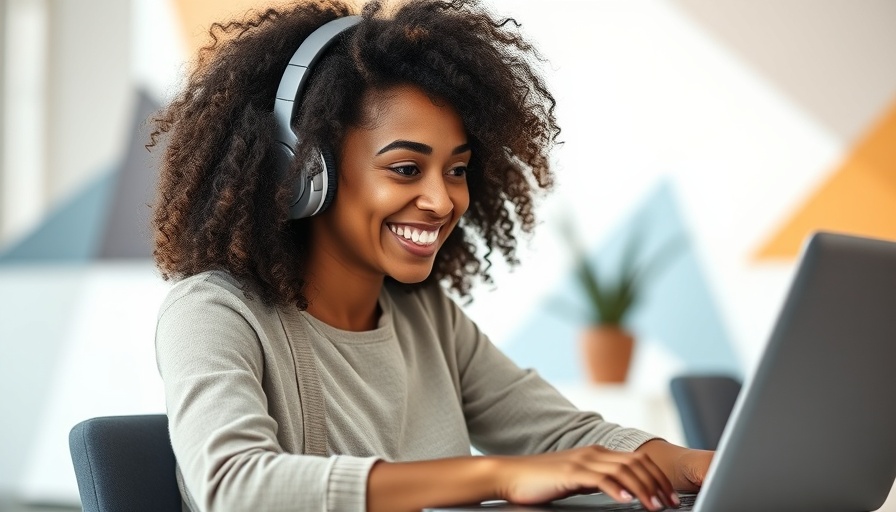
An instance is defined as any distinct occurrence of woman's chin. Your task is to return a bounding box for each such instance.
[387,267,434,285]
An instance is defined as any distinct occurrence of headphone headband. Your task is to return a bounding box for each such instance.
[273,15,362,219]
[273,15,361,147]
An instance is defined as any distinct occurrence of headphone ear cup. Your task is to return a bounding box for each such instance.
[283,146,334,219]
[318,148,338,213]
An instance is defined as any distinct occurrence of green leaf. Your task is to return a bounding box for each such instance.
[549,210,686,328]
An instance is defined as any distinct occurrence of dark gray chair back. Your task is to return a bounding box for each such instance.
[670,375,742,450]
[69,414,181,512]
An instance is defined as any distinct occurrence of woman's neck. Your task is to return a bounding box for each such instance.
[303,240,384,332]
[304,275,383,331]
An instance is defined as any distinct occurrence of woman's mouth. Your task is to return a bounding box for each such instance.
[387,223,442,257]
[388,223,440,247]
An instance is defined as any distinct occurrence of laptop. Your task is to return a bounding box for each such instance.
[428,231,896,512]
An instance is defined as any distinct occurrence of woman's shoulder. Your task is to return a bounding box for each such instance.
[159,270,268,320]
[161,269,241,303]
[155,271,278,381]
[155,270,285,359]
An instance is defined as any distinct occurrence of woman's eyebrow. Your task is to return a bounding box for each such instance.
[452,143,471,155]
[375,140,471,156]
[376,140,432,155]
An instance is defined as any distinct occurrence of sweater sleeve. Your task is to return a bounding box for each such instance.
[439,292,658,455]
[155,276,378,512]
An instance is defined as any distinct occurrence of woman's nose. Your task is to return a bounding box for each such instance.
[415,173,454,218]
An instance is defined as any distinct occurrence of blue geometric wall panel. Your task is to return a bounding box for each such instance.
[0,89,160,263]
[0,170,115,263]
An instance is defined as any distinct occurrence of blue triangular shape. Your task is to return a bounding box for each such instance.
[502,180,741,383]
[0,169,116,263]
[98,89,161,259]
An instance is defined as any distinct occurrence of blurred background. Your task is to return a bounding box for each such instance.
[1,0,894,509]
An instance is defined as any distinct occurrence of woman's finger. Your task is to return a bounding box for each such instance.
[635,453,679,508]
[590,460,664,511]
[592,450,677,509]
[572,471,634,506]
[610,451,675,508]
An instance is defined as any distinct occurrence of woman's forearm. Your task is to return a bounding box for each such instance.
[367,456,501,512]
[367,445,690,512]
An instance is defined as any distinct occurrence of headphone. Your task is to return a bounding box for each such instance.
[272,16,361,219]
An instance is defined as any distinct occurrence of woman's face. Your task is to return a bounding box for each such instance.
[311,84,471,284]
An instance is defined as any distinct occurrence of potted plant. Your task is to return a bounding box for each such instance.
[555,216,682,384]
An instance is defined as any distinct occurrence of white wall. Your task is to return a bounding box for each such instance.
[45,0,131,214]
[1,0,48,245]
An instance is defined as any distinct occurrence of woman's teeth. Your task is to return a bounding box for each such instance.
[389,224,439,246]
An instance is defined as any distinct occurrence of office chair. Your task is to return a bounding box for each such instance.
[69,414,181,512]
[669,375,742,450]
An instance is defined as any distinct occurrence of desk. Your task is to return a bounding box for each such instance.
[554,384,686,447]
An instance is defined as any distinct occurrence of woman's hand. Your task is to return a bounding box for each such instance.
[635,439,714,492]
[672,448,714,490]
[493,445,681,511]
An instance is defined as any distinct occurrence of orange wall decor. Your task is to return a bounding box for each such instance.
[756,96,896,260]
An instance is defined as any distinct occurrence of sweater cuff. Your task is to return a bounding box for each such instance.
[606,428,660,452]
[326,455,380,512]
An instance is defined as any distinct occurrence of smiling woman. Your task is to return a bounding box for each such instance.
[148,1,712,511]
[306,85,472,326]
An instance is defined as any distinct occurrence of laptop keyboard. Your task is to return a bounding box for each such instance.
[424,494,699,511]
[553,493,697,511]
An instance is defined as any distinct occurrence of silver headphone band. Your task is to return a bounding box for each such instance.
[273,15,362,149]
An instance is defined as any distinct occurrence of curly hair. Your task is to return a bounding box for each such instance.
[150,0,559,309]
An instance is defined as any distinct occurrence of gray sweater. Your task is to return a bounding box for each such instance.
[155,271,656,512]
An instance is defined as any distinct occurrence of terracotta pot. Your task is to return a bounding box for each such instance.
[580,326,634,384]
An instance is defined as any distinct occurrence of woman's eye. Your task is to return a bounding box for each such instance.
[448,165,468,177]
[390,165,419,176]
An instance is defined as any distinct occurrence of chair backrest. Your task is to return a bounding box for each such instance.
[669,375,742,450]
[69,414,181,512]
